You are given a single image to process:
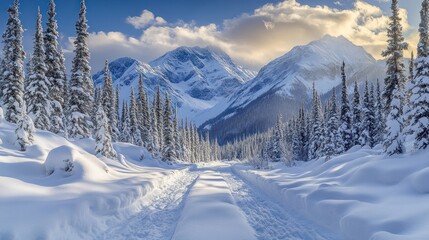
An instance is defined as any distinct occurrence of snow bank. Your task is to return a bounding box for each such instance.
[234,147,429,240]
[172,171,256,240]
[0,120,187,239]
[44,145,109,178]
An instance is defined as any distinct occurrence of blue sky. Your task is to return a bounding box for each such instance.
[0,0,421,72]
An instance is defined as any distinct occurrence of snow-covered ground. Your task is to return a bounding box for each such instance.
[3,114,428,240]
[0,120,187,239]
[234,145,429,240]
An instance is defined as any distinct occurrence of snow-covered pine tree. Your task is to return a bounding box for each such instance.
[151,97,160,153]
[2,0,25,123]
[120,101,131,142]
[271,114,285,162]
[67,0,94,139]
[403,52,415,133]
[155,86,164,150]
[338,62,353,151]
[109,75,119,142]
[129,88,142,146]
[137,74,151,147]
[173,107,182,161]
[101,60,113,135]
[408,0,429,150]
[45,0,66,136]
[384,86,405,155]
[95,103,117,159]
[115,85,120,131]
[382,0,408,115]
[324,88,342,158]
[308,83,324,160]
[162,92,176,162]
[15,112,35,151]
[374,79,385,144]
[26,8,51,130]
[382,0,407,155]
[352,81,362,146]
[359,81,375,147]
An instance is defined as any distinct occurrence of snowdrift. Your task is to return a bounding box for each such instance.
[0,120,186,239]
[235,146,429,240]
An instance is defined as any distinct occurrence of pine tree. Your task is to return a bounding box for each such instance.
[26,8,51,130]
[2,0,25,123]
[271,114,285,162]
[137,74,151,147]
[173,107,182,160]
[115,85,120,132]
[120,101,131,142]
[95,104,117,159]
[374,79,385,145]
[382,0,407,155]
[15,112,35,151]
[151,97,160,153]
[338,62,353,151]
[67,0,94,139]
[408,0,429,150]
[155,86,164,150]
[382,0,408,115]
[45,0,66,136]
[360,81,375,147]
[352,82,362,146]
[162,92,176,162]
[101,61,113,133]
[129,88,142,145]
[384,87,405,155]
[324,88,342,158]
[308,83,324,160]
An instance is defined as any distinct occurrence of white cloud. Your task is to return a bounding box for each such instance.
[126,10,166,29]
[76,0,417,72]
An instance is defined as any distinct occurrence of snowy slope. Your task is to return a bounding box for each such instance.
[0,120,186,239]
[234,145,429,240]
[202,35,386,142]
[92,47,255,124]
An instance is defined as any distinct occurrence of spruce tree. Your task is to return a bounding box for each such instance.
[162,92,176,162]
[271,114,285,162]
[15,112,35,151]
[382,0,407,155]
[375,79,385,144]
[382,0,408,114]
[2,0,25,123]
[137,74,151,147]
[95,104,117,159]
[409,0,429,150]
[120,102,131,142]
[324,88,342,158]
[338,62,353,151]
[101,61,113,134]
[308,83,323,160]
[67,0,94,139]
[45,0,66,136]
[352,82,362,146]
[360,81,375,147]
[155,86,164,149]
[26,8,51,130]
[129,88,142,145]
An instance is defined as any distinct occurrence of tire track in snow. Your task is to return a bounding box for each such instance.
[222,172,337,240]
[97,170,199,240]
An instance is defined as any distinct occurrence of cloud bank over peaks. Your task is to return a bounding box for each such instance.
[71,0,416,72]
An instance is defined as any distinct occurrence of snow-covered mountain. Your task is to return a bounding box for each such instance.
[201,35,386,143]
[92,47,255,123]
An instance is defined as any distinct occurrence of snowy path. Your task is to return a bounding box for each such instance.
[97,170,199,240]
[221,170,338,240]
[98,163,337,240]
[172,171,256,240]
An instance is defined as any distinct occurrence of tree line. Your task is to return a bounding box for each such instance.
[0,0,220,163]
[222,0,429,167]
